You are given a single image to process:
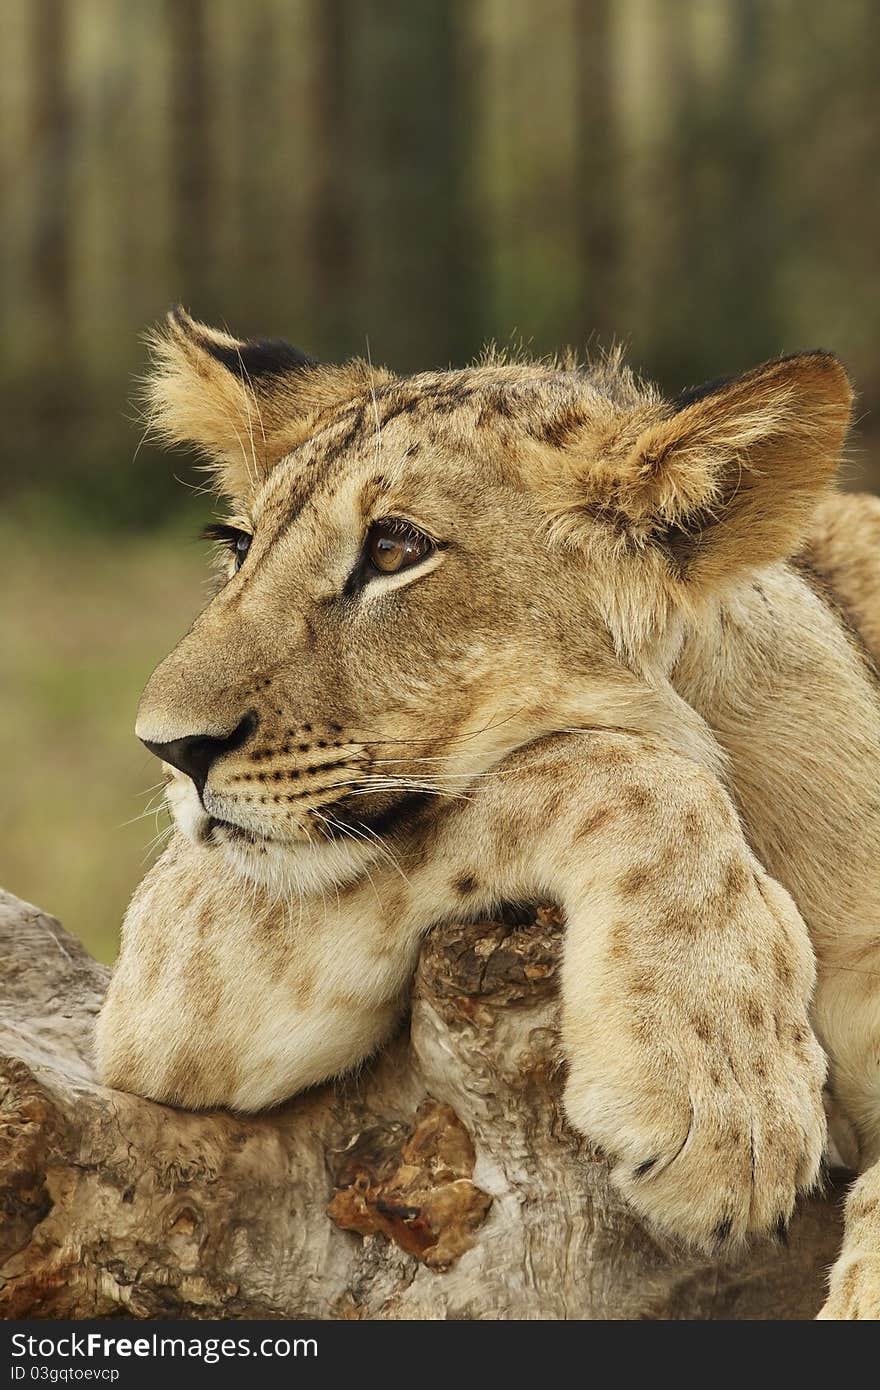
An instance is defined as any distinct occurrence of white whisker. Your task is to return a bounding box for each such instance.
[311,808,387,915]
[365,335,383,471]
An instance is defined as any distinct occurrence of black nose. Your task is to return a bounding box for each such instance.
[141,712,258,795]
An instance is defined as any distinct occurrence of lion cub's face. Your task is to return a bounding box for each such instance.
[139,398,593,888]
[137,310,851,892]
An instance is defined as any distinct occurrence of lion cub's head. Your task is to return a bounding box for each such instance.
[137,308,851,892]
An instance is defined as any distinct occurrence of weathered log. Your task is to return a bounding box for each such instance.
[0,887,844,1320]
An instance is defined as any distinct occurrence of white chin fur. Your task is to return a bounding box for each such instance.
[163,773,372,895]
[221,835,371,896]
[164,773,213,844]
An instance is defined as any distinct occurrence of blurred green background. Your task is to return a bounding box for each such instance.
[2,0,879,962]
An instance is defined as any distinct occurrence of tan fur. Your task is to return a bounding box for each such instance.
[98,312,880,1312]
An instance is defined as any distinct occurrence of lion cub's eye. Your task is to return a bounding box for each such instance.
[365,520,433,576]
[233,532,252,572]
[202,522,253,573]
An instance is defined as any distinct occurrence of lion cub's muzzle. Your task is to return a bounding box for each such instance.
[141,711,258,797]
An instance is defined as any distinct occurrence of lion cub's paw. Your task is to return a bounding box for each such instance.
[564,1018,827,1253]
[818,1173,880,1318]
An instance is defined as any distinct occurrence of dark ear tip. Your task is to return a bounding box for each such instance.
[775,349,854,405]
[159,306,316,378]
[203,334,317,379]
[784,347,841,363]
[166,304,196,336]
[673,349,852,415]
[773,348,846,375]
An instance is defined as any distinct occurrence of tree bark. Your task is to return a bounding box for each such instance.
[0,887,843,1320]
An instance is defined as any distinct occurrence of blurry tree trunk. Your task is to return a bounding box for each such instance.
[350,0,478,367]
[573,0,619,347]
[307,0,358,356]
[0,888,843,1320]
[705,0,776,363]
[659,0,778,383]
[30,0,72,341]
[167,0,213,305]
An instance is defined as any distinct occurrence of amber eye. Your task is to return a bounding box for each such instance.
[365,521,433,576]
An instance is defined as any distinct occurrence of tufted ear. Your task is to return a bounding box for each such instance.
[626,351,853,587]
[553,351,852,581]
[143,307,393,497]
[543,350,853,657]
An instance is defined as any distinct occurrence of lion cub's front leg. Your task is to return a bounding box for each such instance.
[818,1161,880,1318]
[100,728,825,1255]
[438,732,827,1252]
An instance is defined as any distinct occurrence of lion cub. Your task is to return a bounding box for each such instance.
[98,310,880,1316]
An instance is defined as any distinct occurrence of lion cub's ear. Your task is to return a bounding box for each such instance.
[143,307,392,497]
[618,351,853,588]
[544,350,852,657]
